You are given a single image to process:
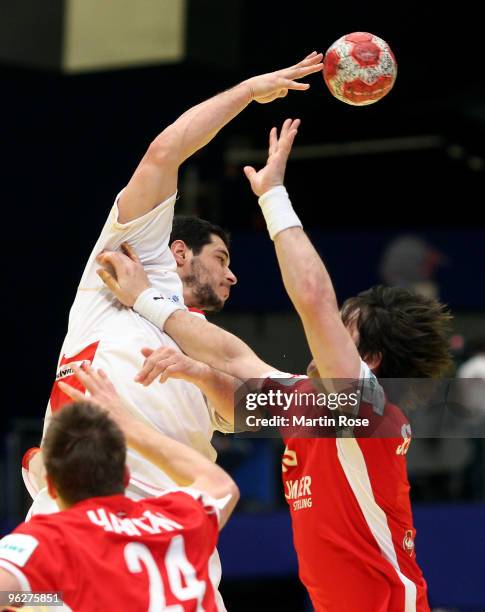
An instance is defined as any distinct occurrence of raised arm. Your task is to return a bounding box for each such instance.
[243,119,361,380]
[59,365,239,528]
[118,52,323,223]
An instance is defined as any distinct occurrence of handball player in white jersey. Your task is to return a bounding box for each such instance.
[22,54,323,611]
[24,51,323,502]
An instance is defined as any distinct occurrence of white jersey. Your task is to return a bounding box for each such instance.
[44,191,227,493]
[28,191,229,611]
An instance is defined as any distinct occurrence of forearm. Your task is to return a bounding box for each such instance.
[122,416,232,491]
[117,83,253,223]
[272,225,361,380]
[273,226,338,315]
[191,363,238,426]
[160,82,252,166]
[164,310,272,379]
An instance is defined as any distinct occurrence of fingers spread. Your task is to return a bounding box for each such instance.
[282,118,293,131]
[243,166,256,181]
[58,381,85,402]
[303,51,318,60]
[71,363,97,392]
[286,81,311,91]
[299,52,323,66]
[269,127,278,156]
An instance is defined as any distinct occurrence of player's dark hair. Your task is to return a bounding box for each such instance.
[43,402,126,505]
[170,216,230,255]
[341,285,453,378]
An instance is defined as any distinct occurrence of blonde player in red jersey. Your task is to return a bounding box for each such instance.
[1,363,239,611]
[98,118,452,611]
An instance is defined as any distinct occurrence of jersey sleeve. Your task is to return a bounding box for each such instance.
[179,487,230,525]
[0,523,71,594]
[359,360,386,416]
[152,488,227,541]
[79,190,178,289]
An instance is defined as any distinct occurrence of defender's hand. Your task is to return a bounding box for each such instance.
[58,363,131,429]
[96,242,150,307]
[244,118,300,196]
[135,346,208,387]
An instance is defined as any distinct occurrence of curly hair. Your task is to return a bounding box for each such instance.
[341,285,453,379]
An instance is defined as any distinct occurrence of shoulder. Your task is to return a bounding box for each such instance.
[147,488,223,525]
[262,372,308,391]
[11,515,66,543]
[0,516,67,577]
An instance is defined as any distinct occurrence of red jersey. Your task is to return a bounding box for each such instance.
[0,489,220,611]
[265,375,429,612]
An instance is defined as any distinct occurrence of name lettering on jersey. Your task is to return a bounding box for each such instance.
[87,509,183,536]
[55,360,86,381]
[396,423,412,455]
[285,476,312,511]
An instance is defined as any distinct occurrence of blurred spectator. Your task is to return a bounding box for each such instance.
[379,234,447,299]
[456,343,485,424]
[407,339,485,501]
[380,235,475,501]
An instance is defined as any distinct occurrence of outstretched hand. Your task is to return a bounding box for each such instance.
[246,52,323,104]
[244,118,300,196]
[96,242,150,307]
[58,363,132,430]
[135,346,207,387]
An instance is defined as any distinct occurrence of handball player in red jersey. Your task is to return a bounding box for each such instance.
[240,119,452,612]
[0,364,239,611]
[96,120,452,612]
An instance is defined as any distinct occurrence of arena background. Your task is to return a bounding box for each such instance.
[1,2,484,610]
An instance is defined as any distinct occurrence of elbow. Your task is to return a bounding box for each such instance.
[229,479,240,506]
[146,126,180,167]
[215,476,240,507]
[294,281,338,318]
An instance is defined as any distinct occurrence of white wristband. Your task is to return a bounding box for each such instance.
[133,287,185,331]
[258,185,302,240]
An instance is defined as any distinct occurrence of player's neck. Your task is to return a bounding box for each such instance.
[182,287,203,310]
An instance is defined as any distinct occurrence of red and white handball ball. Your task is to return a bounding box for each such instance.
[323,32,397,106]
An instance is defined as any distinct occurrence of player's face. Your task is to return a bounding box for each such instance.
[185,235,237,312]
